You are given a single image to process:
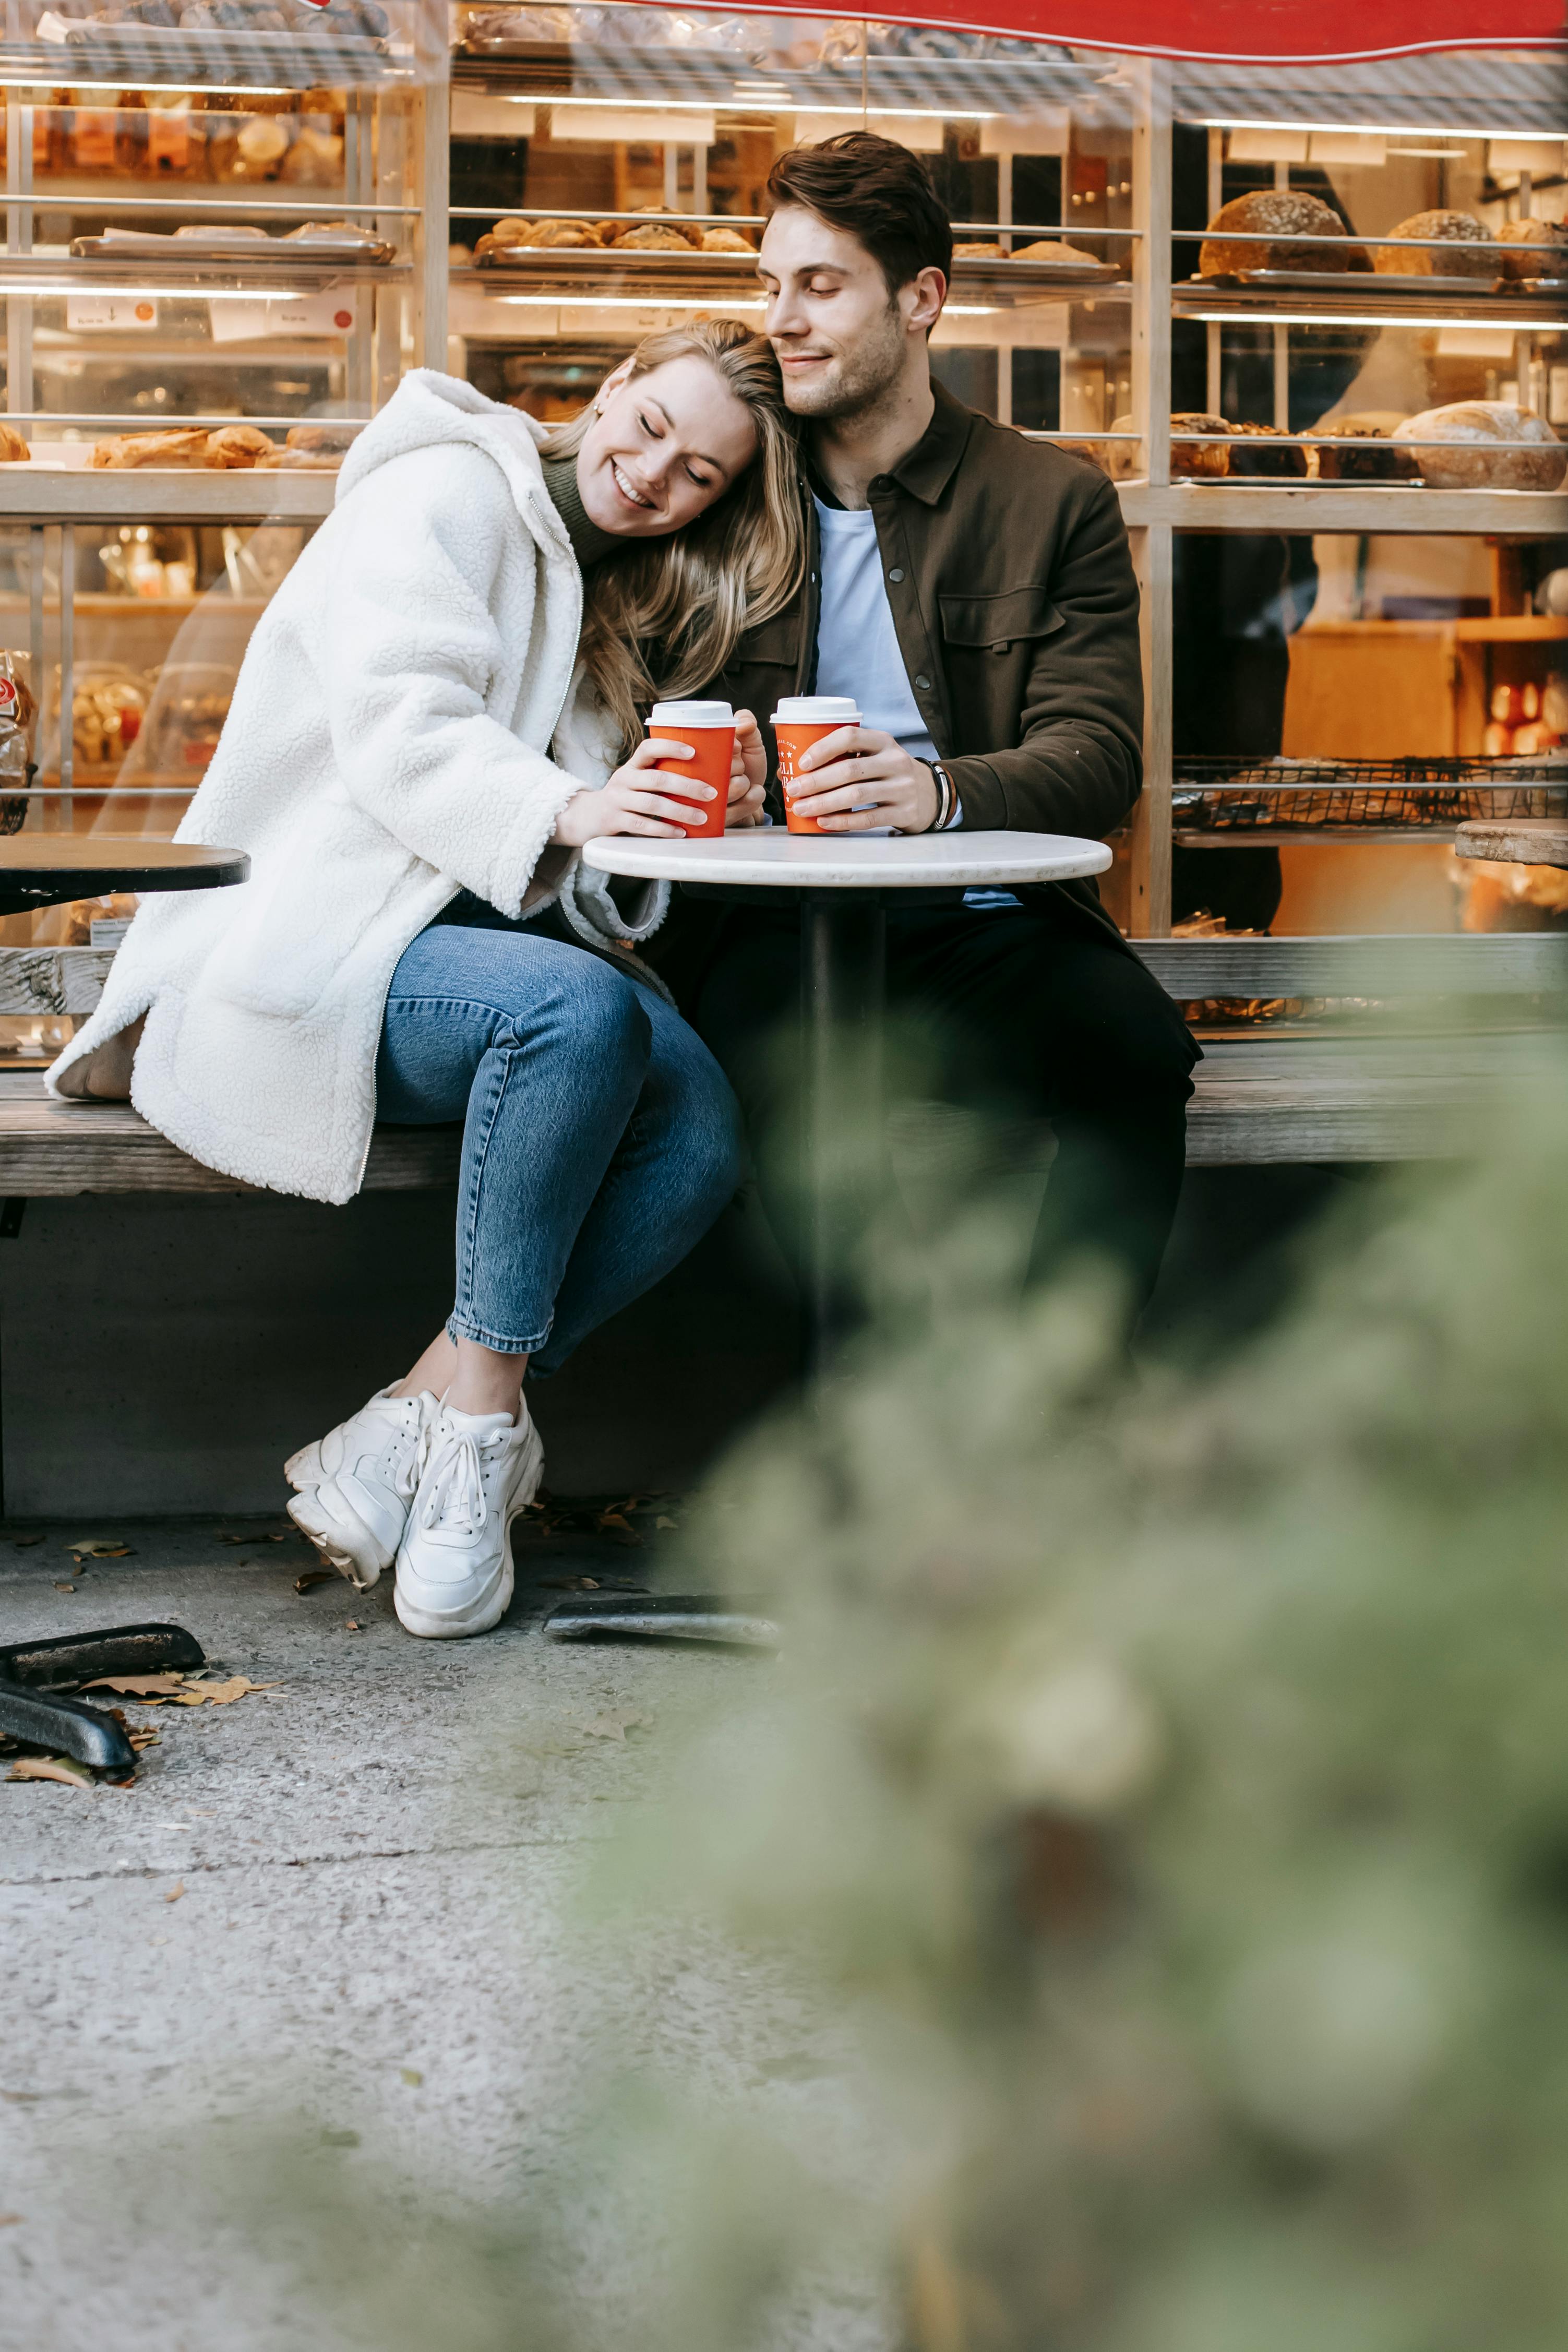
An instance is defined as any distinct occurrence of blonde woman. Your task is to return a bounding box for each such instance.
[51,323,803,1640]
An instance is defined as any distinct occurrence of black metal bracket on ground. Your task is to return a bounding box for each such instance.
[0,1621,206,1773]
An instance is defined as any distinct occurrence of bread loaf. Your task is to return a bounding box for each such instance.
[700,226,755,253]
[1227,421,1308,479]
[1498,218,1568,280]
[204,424,277,469]
[92,428,211,469]
[1199,189,1366,277]
[1374,210,1495,277]
[952,241,1000,258]
[0,421,28,463]
[1391,402,1566,490]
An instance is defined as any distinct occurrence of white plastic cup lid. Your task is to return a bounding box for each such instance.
[648,700,734,728]
[772,697,859,724]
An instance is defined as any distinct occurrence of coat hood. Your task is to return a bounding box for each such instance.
[336,369,569,554]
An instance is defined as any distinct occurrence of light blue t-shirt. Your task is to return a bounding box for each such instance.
[812,496,1017,908]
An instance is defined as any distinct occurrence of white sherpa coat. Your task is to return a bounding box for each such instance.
[47,369,668,1204]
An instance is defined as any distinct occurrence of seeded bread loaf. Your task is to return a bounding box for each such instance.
[1313,419,1418,481]
[1375,210,1495,277]
[1199,189,1366,276]
[1391,402,1565,489]
[1227,421,1309,479]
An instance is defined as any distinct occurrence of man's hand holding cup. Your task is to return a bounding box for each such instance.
[772,696,939,834]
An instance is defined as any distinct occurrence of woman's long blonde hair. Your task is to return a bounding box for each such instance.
[541,320,803,751]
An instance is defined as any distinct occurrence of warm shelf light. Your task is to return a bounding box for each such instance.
[1188,309,1568,332]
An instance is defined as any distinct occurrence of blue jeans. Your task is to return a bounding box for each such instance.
[375,920,745,1374]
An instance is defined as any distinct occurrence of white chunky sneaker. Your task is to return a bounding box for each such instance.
[285,1386,441,1593]
[393,1402,544,1641]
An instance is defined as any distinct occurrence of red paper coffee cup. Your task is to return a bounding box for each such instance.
[647,699,735,838]
[772,697,860,835]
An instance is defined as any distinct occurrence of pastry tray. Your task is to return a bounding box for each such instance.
[470,243,1124,305]
[10,24,404,87]
[1179,270,1568,320]
[71,231,399,266]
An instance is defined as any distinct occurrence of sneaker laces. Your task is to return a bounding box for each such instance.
[416,1424,505,1536]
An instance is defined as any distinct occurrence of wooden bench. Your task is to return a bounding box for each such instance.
[0,933,1561,1193]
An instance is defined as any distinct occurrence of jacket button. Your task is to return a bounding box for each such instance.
[888,567,904,582]
[915,674,932,690]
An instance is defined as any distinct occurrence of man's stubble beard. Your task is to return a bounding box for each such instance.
[781,297,907,422]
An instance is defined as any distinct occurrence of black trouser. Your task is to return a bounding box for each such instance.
[690,901,1200,1319]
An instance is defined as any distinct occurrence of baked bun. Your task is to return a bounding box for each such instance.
[700,225,755,253]
[1375,210,1495,277]
[286,421,357,453]
[613,223,697,250]
[1227,421,1308,479]
[1009,237,1097,265]
[1171,412,1231,477]
[92,427,211,469]
[1498,218,1568,280]
[1391,401,1565,489]
[0,421,28,463]
[1313,419,1417,481]
[204,423,277,468]
[952,241,1000,258]
[1199,190,1366,276]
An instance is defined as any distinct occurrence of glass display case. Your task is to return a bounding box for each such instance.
[0,0,444,1061]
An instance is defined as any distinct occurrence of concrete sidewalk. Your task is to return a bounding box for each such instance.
[0,1515,889,2352]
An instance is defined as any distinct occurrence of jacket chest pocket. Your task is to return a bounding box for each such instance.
[734,614,803,669]
[940,585,1064,656]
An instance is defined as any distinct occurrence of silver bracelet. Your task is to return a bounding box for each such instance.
[927,761,954,831]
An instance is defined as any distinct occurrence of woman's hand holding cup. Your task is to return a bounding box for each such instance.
[553,733,712,845]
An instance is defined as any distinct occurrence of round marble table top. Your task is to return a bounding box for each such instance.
[582,827,1112,890]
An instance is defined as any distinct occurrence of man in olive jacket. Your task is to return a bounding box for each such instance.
[662,132,1198,1315]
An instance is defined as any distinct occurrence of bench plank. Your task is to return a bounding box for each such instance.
[0,1076,460,1195]
[1133,932,1567,999]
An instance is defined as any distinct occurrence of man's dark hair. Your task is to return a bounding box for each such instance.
[766,130,953,298]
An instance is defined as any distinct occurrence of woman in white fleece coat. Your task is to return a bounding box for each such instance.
[50,321,803,1640]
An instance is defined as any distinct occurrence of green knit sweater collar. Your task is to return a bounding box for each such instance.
[541,453,621,572]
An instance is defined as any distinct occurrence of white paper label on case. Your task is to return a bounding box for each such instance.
[67,295,158,331]
[209,292,357,344]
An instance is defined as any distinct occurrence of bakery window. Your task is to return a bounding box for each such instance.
[448,8,1139,450]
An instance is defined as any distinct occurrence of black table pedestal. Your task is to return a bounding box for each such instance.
[800,889,887,1376]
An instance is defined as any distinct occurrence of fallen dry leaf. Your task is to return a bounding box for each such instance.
[187,1676,281,1705]
[164,1882,184,1904]
[400,2068,423,2087]
[82,1672,187,1698]
[0,2213,21,2226]
[295,1570,336,1593]
[7,1756,93,1789]
[66,1540,131,1559]
[11,1535,42,1548]
[220,1532,287,1545]
[655,1516,677,1531]
[53,1583,75,1594]
[581,1578,600,1591]
[344,1620,361,1633]
[581,1710,651,1744]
